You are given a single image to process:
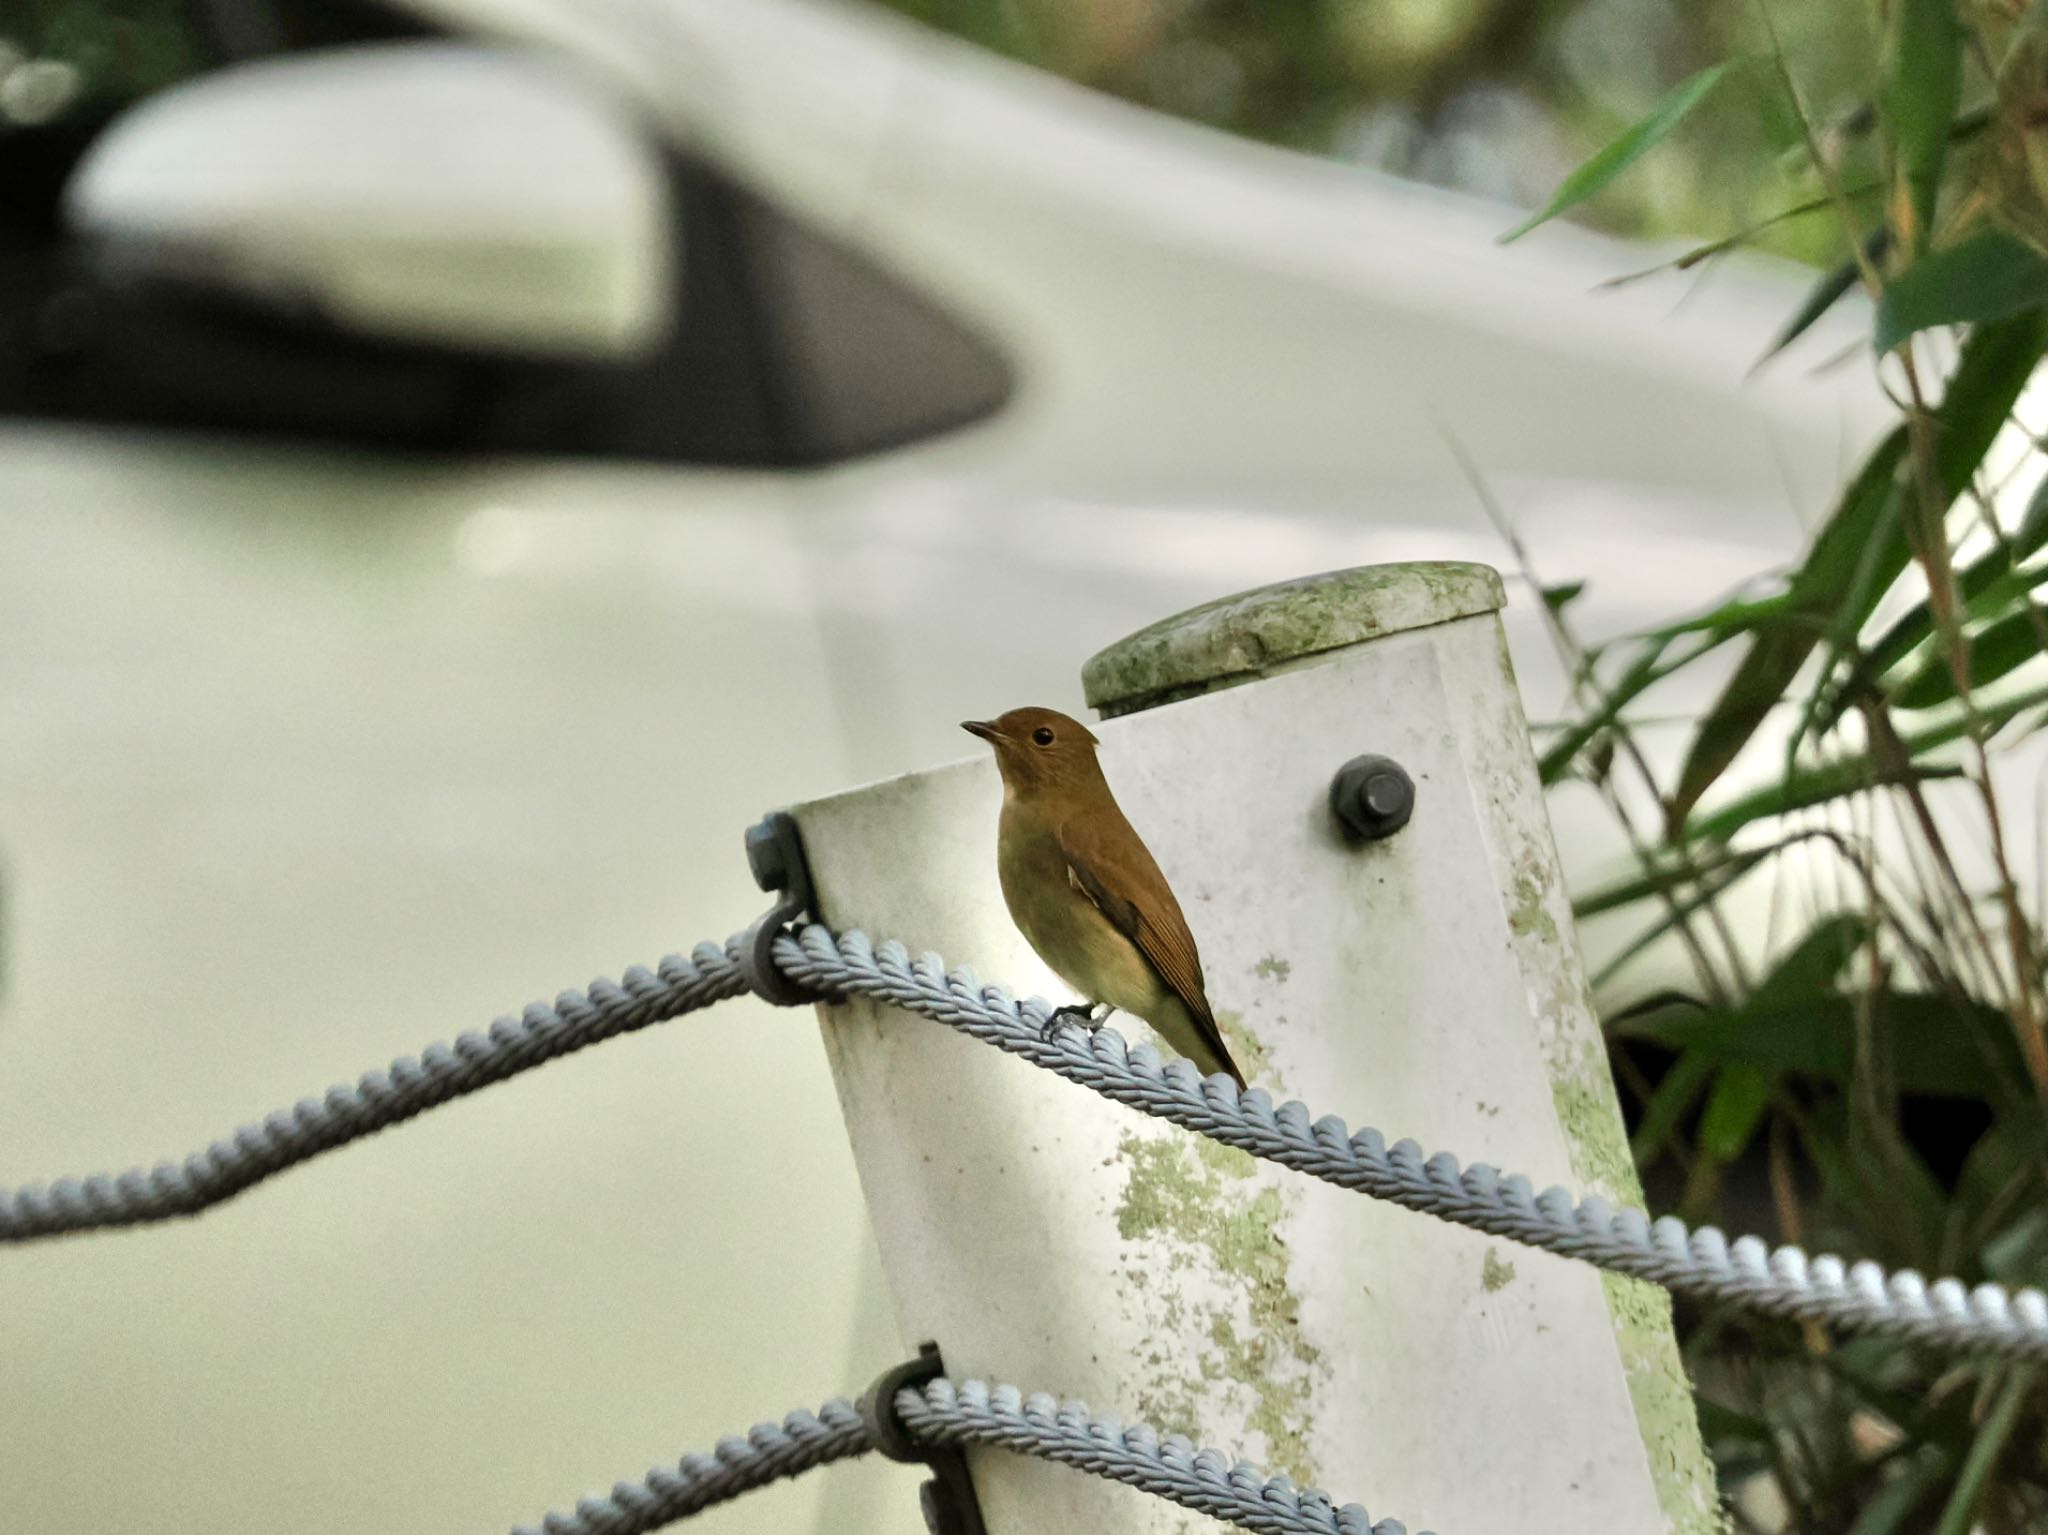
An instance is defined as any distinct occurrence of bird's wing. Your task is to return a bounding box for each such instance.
[1057,811,1237,1063]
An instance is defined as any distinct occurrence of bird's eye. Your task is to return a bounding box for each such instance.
[1031,726,1055,746]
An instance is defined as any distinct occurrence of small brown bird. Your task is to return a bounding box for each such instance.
[962,707,1247,1088]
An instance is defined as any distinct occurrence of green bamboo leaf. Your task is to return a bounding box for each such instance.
[1698,1062,1772,1162]
[1540,594,1793,784]
[1574,828,1854,933]
[1629,1046,1715,1164]
[1573,842,1780,920]
[1687,677,2048,841]
[1847,1107,1954,1268]
[1880,0,1963,246]
[1891,608,2048,708]
[1961,1122,2048,1269]
[1671,428,1909,823]
[1622,918,1868,1162]
[1614,992,2024,1099]
[1792,1109,1886,1249]
[1874,231,2048,351]
[1640,591,1795,643]
[1793,305,2045,754]
[1782,439,1918,768]
[1846,1453,1954,1535]
[1672,309,2048,823]
[1750,913,1870,1007]
[1931,1367,2038,1535]
[1500,63,1732,242]
[1911,677,2048,747]
[1925,311,2048,491]
[1757,227,1889,367]
[1540,634,1707,785]
[2018,465,2048,550]
[1620,110,1992,292]
[1684,912,1872,1165]
[1686,757,1961,843]
[1586,848,1777,990]
[1859,553,2048,695]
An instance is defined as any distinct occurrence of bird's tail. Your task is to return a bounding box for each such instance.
[1177,996,1249,1091]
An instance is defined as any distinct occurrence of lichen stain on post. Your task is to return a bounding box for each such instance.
[1082,561,1506,719]
[1112,1084,1325,1488]
[1503,855,1638,1199]
[1486,692,1723,1534]
[1481,1248,1517,1293]
[1506,866,1561,950]
[1603,1271,1728,1533]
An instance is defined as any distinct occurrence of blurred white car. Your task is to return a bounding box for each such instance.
[0,2,1886,1533]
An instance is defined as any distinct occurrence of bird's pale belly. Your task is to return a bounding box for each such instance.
[998,826,1170,1022]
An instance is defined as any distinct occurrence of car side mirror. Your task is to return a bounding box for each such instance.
[62,42,678,362]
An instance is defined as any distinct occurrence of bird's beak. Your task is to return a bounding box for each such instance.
[961,719,1001,743]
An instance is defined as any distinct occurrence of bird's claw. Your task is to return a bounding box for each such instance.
[1043,1002,1108,1041]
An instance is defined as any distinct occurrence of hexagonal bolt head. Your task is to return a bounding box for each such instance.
[1329,754,1415,841]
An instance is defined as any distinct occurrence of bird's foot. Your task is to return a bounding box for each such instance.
[1043,1002,1109,1040]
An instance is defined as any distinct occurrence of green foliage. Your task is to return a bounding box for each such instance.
[1760,227,1888,365]
[1670,309,2048,825]
[1519,10,2048,1530]
[1879,0,1962,247]
[1891,607,2048,708]
[875,0,1875,267]
[1614,987,2026,1102]
[1500,62,1732,241]
[1854,483,2048,695]
[1665,426,1910,824]
[1874,231,2048,352]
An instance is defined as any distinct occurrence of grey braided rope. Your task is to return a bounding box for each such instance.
[899,1378,1421,1534]
[774,925,2048,1363]
[515,1378,1420,1535]
[9,915,2045,1363]
[0,941,749,1240]
[514,1397,871,1535]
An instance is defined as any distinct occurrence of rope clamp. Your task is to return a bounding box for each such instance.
[740,811,818,1006]
[860,1341,989,1535]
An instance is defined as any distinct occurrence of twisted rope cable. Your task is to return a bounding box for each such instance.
[774,925,2048,1363]
[897,1377,1423,1535]
[0,941,749,1240]
[514,1398,871,1535]
[513,1378,1420,1535]
[8,915,2045,1363]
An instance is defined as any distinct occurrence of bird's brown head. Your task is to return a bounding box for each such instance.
[962,707,1103,798]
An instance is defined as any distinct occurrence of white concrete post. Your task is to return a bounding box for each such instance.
[793,565,1716,1534]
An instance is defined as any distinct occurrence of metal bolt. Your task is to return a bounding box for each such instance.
[1329,754,1414,841]
[745,815,789,893]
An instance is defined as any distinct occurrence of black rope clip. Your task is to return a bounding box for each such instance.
[739,811,818,1006]
[860,1342,989,1535]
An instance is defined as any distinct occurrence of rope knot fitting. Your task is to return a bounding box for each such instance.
[859,1342,989,1535]
[739,812,820,1006]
